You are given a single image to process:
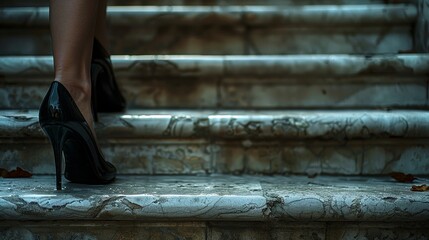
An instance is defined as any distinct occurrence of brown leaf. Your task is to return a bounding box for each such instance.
[398,49,417,54]
[390,172,416,183]
[411,185,429,192]
[0,168,8,177]
[3,167,32,178]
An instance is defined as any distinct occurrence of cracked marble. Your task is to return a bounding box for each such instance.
[0,175,428,222]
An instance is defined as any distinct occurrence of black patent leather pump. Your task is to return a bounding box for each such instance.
[91,38,126,116]
[39,80,116,190]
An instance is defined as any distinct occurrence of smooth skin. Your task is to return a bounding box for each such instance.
[49,0,110,135]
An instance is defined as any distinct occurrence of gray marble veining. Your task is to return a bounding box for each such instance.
[261,178,429,221]
[0,175,428,222]
[1,1,428,238]
[2,139,429,175]
[325,222,429,240]
[0,25,414,55]
[3,55,426,109]
[1,110,429,140]
[0,221,428,240]
[2,55,428,76]
[0,76,426,109]
[1,110,429,175]
[0,3,418,55]
[0,0,393,7]
[0,5,417,27]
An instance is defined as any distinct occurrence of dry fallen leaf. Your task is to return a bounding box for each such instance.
[398,49,417,54]
[1,167,32,178]
[390,172,416,183]
[0,168,8,177]
[411,185,429,192]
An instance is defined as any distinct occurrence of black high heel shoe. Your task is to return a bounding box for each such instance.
[39,78,116,190]
[91,38,126,115]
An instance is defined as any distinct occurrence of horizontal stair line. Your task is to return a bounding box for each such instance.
[0,5,417,27]
[1,175,428,221]
[1,54,428,77]
[1,110,429,140]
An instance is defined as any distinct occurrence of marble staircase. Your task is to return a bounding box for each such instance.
[1,0,429,239]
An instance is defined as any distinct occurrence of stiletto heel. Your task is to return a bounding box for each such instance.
[39,81,116,190]
[43,125,65,190]
[91,38,126,114]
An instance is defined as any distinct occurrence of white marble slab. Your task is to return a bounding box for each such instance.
[1,55,428,76]
[1,110,429,140]
[0,0,393,7]
[0,175,428,222]
[0,5,417,27]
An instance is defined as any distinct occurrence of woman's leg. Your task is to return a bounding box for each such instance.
[49,0,99,132]
[94,0,110,51]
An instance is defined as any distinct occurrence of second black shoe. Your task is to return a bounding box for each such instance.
[91,38,126,114]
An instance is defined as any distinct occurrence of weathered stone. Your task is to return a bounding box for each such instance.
[3,110,429,140]
[0,175,428,222]
[208,222,326,240]
[362,144,429,174]
[3,55,428,76]
[0,222,206,240]
[326,222,429,240]
[0,3,419,55]
[0,5,417,27]
[121,77,218,109]
[220,80,426,108]
[282,144,363,175]
[260,176,429,221]
[249,26,413,54]
[0,221,427,240]
[0,0,396,7]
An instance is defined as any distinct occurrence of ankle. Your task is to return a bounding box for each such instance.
[56,79,92,104]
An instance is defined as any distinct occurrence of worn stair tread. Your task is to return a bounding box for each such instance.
[0,5,417,27]
[1,55,427,110]
[1,54,428,77]
[0,0,400,7]
[0,174,428,221]
[1,109,429,140]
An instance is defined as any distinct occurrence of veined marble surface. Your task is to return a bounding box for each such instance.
[0,221,428,240]
[0,25,414,55]
[2,55,425,109]
[0,0,399,7]
[2,137,429,175]
[1,110,429,140]
[2,110,429,175]
[0,5,417,27]
[0,3,417,55]
[1,55,428,108]
[2,55,428,76]
[0,76,426,109]
[0,175,428,222]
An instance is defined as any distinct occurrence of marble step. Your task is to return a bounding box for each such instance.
[0,54,429,109]
[1,110,429,175]
[1,54,428,109]
[0,4,416,55]
[2,110,429,140]
[0,175,428,240]
[1,5,416,27]
[0,0,395,7]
